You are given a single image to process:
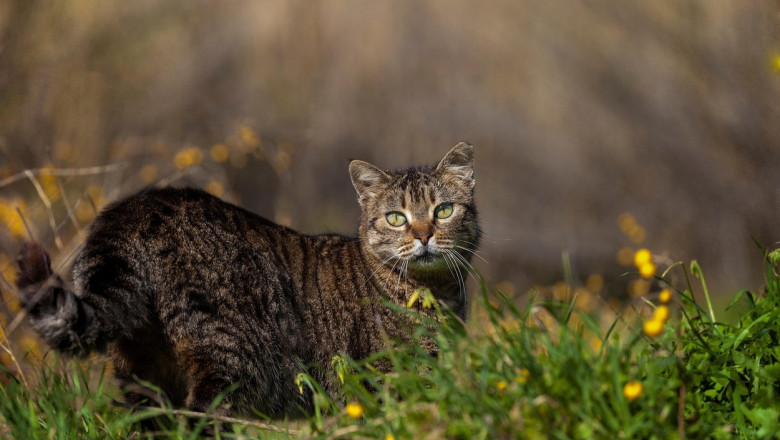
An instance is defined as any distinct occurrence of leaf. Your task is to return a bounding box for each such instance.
[742,406,780,439]
[725,290,755,311]
[733,314,772,349]
[758,364,780,383]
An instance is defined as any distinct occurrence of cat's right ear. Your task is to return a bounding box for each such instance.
[349,160,390,198]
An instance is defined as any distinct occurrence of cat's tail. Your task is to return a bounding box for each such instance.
[15,242,116,356]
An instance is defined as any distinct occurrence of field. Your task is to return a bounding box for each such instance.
[1,179,779,438]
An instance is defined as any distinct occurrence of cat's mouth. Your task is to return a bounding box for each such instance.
[413,250,439,264]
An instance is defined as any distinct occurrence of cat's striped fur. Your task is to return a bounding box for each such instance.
[15,142,480,417]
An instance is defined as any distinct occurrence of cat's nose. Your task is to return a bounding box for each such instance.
[411,225,433,245]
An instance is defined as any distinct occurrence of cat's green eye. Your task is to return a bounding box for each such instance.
[386,212,407,227]
[435,203,454,219]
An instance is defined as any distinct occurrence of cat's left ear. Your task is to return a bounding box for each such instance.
[436,142,475,184]
[349,160,391,198]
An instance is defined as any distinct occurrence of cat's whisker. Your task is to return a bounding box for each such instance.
[457,239,486,251]
[451,252,470,293]
[454,245,488,264]
[395,259,409,299]
[404,260,410,299]
[362,255,398,289]
[444,252,466,305]
[381,256,403,292]
[443,253,463,301]
[469,233,510,244]
[458,238,481,246]
[447,250,480,285]
[455,239,489,260]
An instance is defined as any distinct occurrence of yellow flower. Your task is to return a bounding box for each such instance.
[629,225,646,244]
[174,147,203,170]
[623,380,643,401]
[616,246,634,266]
[385,435,395,440]
[496,380,508,391]
[139,164,158,183]
[617,212,637,234]
[331,355,348,384]
[652,305,670,323]
[210,144,230,163]
[0,253,17,285]
[633,248,652,267]
[586,274,604,293]
[643,318,664,338]
[639,262,656,279]
[7,297,20,313]
[75,200,96,223]
[773,54,780,73]
[628,279,651,297]
[174,150,194,170]
[240,125,261,149]
[345,402,364,419]
[39,164,61,202]
[191,147,204,164]
[1,198,27,238]
[658,288,672,304]
[87,185,104,204]
[205,181,225,197]
[515,368,530,384]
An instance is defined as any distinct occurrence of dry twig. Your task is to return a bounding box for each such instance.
[0,163,129,188]
[134,405,301,436]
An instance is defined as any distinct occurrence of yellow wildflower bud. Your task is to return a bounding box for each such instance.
[623,380,643,401]
[407,289,420,308]
[643,319,664,338]
[634,248,652,267]
[496,381,508,391]
[345,402,364,419]
[652,305,670,323]
[639,262,656,279]
[590,336,602,352]
[385,435,395,440]
[658,288,672,304]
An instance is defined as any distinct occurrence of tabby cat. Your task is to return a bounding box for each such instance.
[15,142,480,417]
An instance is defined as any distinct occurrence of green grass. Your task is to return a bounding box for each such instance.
[2,248,780,439]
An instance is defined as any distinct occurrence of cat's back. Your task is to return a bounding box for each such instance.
[73,187,297,293]
[89,186,278,238]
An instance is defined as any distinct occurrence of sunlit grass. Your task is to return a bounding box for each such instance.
[1,237,779,438]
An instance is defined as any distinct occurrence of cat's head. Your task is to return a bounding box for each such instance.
[349,142,480,273]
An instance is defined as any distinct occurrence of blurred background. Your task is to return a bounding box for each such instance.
[1,0,779,321]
